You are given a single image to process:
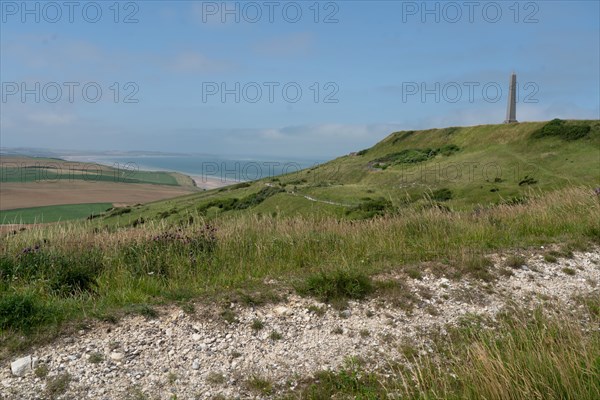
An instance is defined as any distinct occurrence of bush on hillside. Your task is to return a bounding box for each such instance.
[345,197,393,219]
[531,119,591,141]
[0,292,49,331]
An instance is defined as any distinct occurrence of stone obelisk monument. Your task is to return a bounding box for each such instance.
[504,72,518,123]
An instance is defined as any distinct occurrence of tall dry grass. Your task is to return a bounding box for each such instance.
[0,187,598,343]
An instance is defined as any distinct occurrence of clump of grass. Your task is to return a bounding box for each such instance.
[544,253,558,263]
[179,302,195,315]
[519,175,538,186]
[129,304,158,319]
[562,267,577,276]
[46,373,71,399]
[307,305,326,316]
[296,358,384,398]
[460,255,495,282]
[246,375,273,395]
[505,255,526,269]
[125,386,148,400]
[269,331,282,340]
[375,280,417,312]
[251,318,264,331]
[573,294,600,318]
[88,352,104,364]
[359,329,370,338]
[206,371,226,385]
[299,270,373,303]
[404,265,423,280]
[34,364,49,378]
[399,342,418,359]
[167,372,178,384]
[220,309,238,324]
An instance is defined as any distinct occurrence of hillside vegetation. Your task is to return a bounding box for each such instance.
[86,119,599,227]
[1,120,599,398]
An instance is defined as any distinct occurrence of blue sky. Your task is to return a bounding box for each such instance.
[1,0,599,159]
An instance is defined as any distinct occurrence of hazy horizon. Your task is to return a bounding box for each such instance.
[2,1,598,159]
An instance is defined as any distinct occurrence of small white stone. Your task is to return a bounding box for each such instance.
[192,359,200,370]
[110,352,124,362]
[11,356,32,377]
[273,306,290,316]
[192,334,202,341]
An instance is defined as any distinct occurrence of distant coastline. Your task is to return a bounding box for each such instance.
[61,154,323,190]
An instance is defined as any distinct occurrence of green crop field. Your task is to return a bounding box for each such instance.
[0,156,195,187]
[0,203,113,224]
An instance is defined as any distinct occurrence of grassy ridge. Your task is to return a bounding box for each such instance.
[89,120,599,228]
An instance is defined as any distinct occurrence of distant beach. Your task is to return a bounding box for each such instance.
[62,154,323,189]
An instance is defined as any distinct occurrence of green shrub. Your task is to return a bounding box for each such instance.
[531,119,591,141]
[372,144,460,168]
[345,197,393,219]
[49,252,104,296]
[439,143,460,156]
[0,255,15,282]
[519,175,538,186]
[197,187,284,214]
[391,130,415,144]
[431,188,453,202]
[106,207,131,218]
[229,181,251,189]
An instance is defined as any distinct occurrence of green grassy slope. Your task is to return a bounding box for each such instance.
[2,121,599,399]
[95,119,600,227]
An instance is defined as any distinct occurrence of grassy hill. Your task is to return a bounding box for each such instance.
[93,119,600,227]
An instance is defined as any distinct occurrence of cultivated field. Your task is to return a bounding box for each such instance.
[0,181,195,211]
[0,156,198,223]
[1,203,113,224]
